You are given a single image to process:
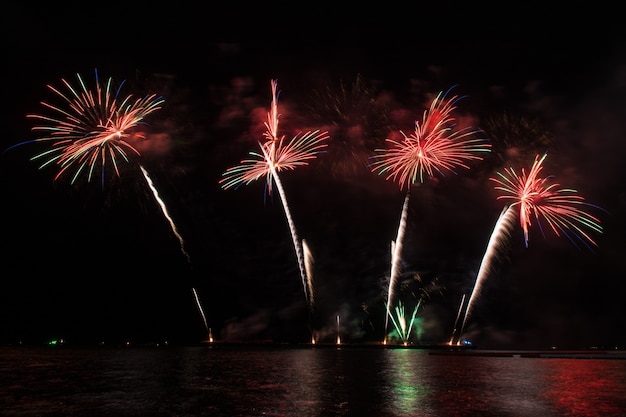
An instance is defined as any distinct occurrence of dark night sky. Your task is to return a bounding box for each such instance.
[1,4,625,349]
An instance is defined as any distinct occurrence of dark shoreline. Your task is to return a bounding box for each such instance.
[208,341,626,358]
[196,341,626,359]
[4,341,626,359]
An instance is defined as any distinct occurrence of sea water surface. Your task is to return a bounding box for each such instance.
[2,344,626,417]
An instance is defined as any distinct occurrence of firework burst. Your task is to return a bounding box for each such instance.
[9,69,216,339]
[370,86,490,342]
[481,111,554,171]
[455,152,604,344]
[12,69,164,186]
[304,74,392,178]
[220,79,330,313]
[220,79,329,195]
[370,86,491,190]
[491,152,604,250]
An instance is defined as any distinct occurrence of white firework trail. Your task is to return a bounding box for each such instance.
[457,205,516,344]
[141,165,209,339]
[140,165,191,264]
[260,143,312,311]
[303,239,314,309]
[448,293,466,345]
[385,191,411,342]
[336,315,341,345]
[192,287,209,335]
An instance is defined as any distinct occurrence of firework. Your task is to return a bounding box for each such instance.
[370,86,491,190]
[386,299,421,346]
[370,86,490,342]
[220,79,330,313]
[455,205,516,344]
[303,239,315,308]
[192,287,210,339]
[305,74,392,177]
[11,70,214,340]
[448,293,466,345]
[336,315,341,345]
[12,69,164,186]
[481,111,554,171]
[491,152,604,250]
[384,195,409,343]
[219,80,329,195]
[141,165,191,264]
[456,153,604,344]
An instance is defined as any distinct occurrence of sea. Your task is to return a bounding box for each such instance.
[2,344,626,417]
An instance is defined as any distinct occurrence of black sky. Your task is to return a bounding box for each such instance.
[1,4,625,349]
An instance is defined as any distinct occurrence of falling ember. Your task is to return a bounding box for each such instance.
[208,328,214,343]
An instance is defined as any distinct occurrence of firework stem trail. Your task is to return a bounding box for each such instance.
[303,239,314,308]
[142,165,212,336]
[458,205,516,343]
[370,86,490,343]
[385,191,410,341]
[220,79,329,318]
[140,165,191,265]
[192,287,209,335]
[15,70,213,341]
[458,153,604,342]
[142,165,215,341]
[449,293,466,345]
[260,143,312,311]
[336,315,341,345]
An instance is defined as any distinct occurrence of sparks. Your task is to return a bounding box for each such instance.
[370,86,490,342]
[13,69,164,187]
[220,79,330,315]
[491,152,604,250]
[370,86,491,190]
[458,153,604,343]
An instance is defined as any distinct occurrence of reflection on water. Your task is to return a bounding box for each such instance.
[383,349,430,414]
[382,350,555,416]
[542,359,626,416]
[1,346,626,417]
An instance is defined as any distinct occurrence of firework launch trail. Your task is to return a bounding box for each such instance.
[370,86,490,343]
[456,153,604,344]
[220,79,329,314]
